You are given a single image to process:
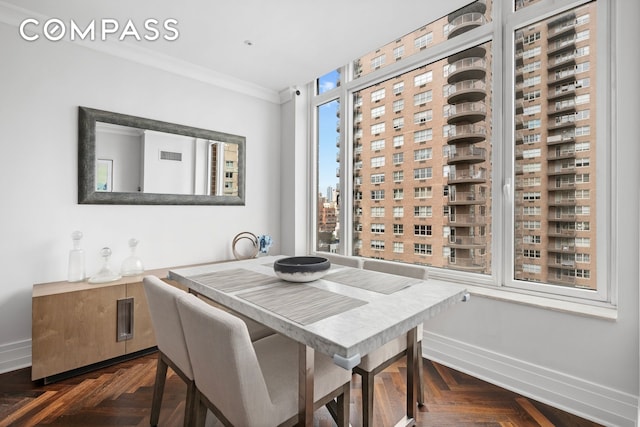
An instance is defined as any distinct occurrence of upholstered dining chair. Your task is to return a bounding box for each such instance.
[143,276,196,427]
[356,259,429,427]
[175,292,352,427]
[143,276,277,426]
[313,251,364,269]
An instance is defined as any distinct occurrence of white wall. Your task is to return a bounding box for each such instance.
[0,23,282,371]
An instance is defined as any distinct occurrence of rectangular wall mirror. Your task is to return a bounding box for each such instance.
[78,106,245,205]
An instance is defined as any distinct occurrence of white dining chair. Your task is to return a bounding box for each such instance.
[313,251,364,269]
[357,259,428,427]
[175,292,352,427]
[143,276,196,427]
[143,276,274,427]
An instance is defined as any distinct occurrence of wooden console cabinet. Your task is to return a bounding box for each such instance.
[31,267,181,383]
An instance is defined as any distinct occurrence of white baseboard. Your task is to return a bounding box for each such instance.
[0,339,32,375]
[422,331,637,427]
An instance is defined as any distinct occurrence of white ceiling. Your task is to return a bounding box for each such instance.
[2,0,470,95]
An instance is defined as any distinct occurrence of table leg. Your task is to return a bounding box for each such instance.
[298,343,314,426]
[406,327,418,422]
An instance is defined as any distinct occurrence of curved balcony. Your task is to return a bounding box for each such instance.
[547,244,576,254]
[448,235,487,248]
[445,101,486,124]
[446,124,487,144]
[548,228,577,238]
[547,147,575,160]
[548,119,576,132]
[446,57,487,84]
[548,86,576,101]
[448,167,487,184]
[447,146,486,164]
[447,255,486,272]
[547,102,576,117]
[548,54,576,71]
[446,12,487,39]
[447,213,487,226]
[448,0,487,20]
[547,37,576,56]
[448,189,487,205]
[548,180,576,191]
[548,197,577,207]
[548,213,576,222]
[547,69,577,86]
[448,46,487,64]
[547,133,575,145]
[446,80,487,104]
[547,14,576,41]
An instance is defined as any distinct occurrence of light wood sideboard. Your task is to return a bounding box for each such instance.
[32,267,187,383]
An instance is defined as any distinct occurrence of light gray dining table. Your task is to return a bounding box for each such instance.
[168,255,468,427]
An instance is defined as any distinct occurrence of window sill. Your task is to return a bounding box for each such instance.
[458,283,618,321]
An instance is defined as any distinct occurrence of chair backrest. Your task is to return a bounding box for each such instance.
[362,259,428,280]
[175,293,276,427]
[314,252,364,269]
[142,276,193,379]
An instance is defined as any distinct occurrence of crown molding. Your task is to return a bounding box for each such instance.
[0,1,281,104]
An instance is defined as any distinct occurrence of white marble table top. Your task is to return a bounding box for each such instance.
[168,255,467,369]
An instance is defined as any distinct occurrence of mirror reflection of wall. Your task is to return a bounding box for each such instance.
[95,123,142,192]
[95,123,240,197]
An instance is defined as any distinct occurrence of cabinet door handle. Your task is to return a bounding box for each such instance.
[117,297,134,342]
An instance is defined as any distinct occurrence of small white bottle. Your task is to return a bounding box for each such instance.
[68,231,85,282]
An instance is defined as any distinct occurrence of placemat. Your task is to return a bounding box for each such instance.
[188,268,280,293]
[239,283,367,325]
[324,269,423,294]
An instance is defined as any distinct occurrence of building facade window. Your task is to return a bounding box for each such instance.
[314,0,609,305]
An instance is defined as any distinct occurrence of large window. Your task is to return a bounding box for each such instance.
[313,0,609,305]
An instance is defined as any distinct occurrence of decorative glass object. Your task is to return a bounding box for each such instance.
[89,247,122,284]
[257,235,273,255]
[67,230,85,282]
[121,238,144,276]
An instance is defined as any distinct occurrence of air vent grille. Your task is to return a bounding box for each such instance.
[160,151,182,161]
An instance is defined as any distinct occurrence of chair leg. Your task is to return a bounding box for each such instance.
[336,383,351,427]
[150,353,169,426]
[361,371,375,427]
[417,356,425,407]
[183,380,197,427]
[193,391,208,427]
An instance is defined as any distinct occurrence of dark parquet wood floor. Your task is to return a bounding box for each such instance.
[0,352,603,427]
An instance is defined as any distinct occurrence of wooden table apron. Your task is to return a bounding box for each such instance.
[168,255,467,427]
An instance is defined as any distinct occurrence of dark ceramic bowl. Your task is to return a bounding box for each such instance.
[273,256,331,282]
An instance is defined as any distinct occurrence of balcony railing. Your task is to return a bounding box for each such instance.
[447,255,486,270]
[547,37,576,56]
[448,146,486,163]
[547,148,576,160]
[448,167,487,184]
[445,123,487,144]
[445,101,487,124]
[448,235,487,246]
[448,190,487,204]
[445,12,487,38]
[445,79,487,103]
[549,213,577,222]
[447,213,487,225]
[547,244,576,253]
[446,57,487,83]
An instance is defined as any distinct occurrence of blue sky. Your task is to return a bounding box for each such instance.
[317,70,340,198]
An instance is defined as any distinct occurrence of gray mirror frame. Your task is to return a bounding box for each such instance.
[78,106,246,205]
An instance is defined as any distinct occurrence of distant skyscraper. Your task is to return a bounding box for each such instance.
[326,186,334,202]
